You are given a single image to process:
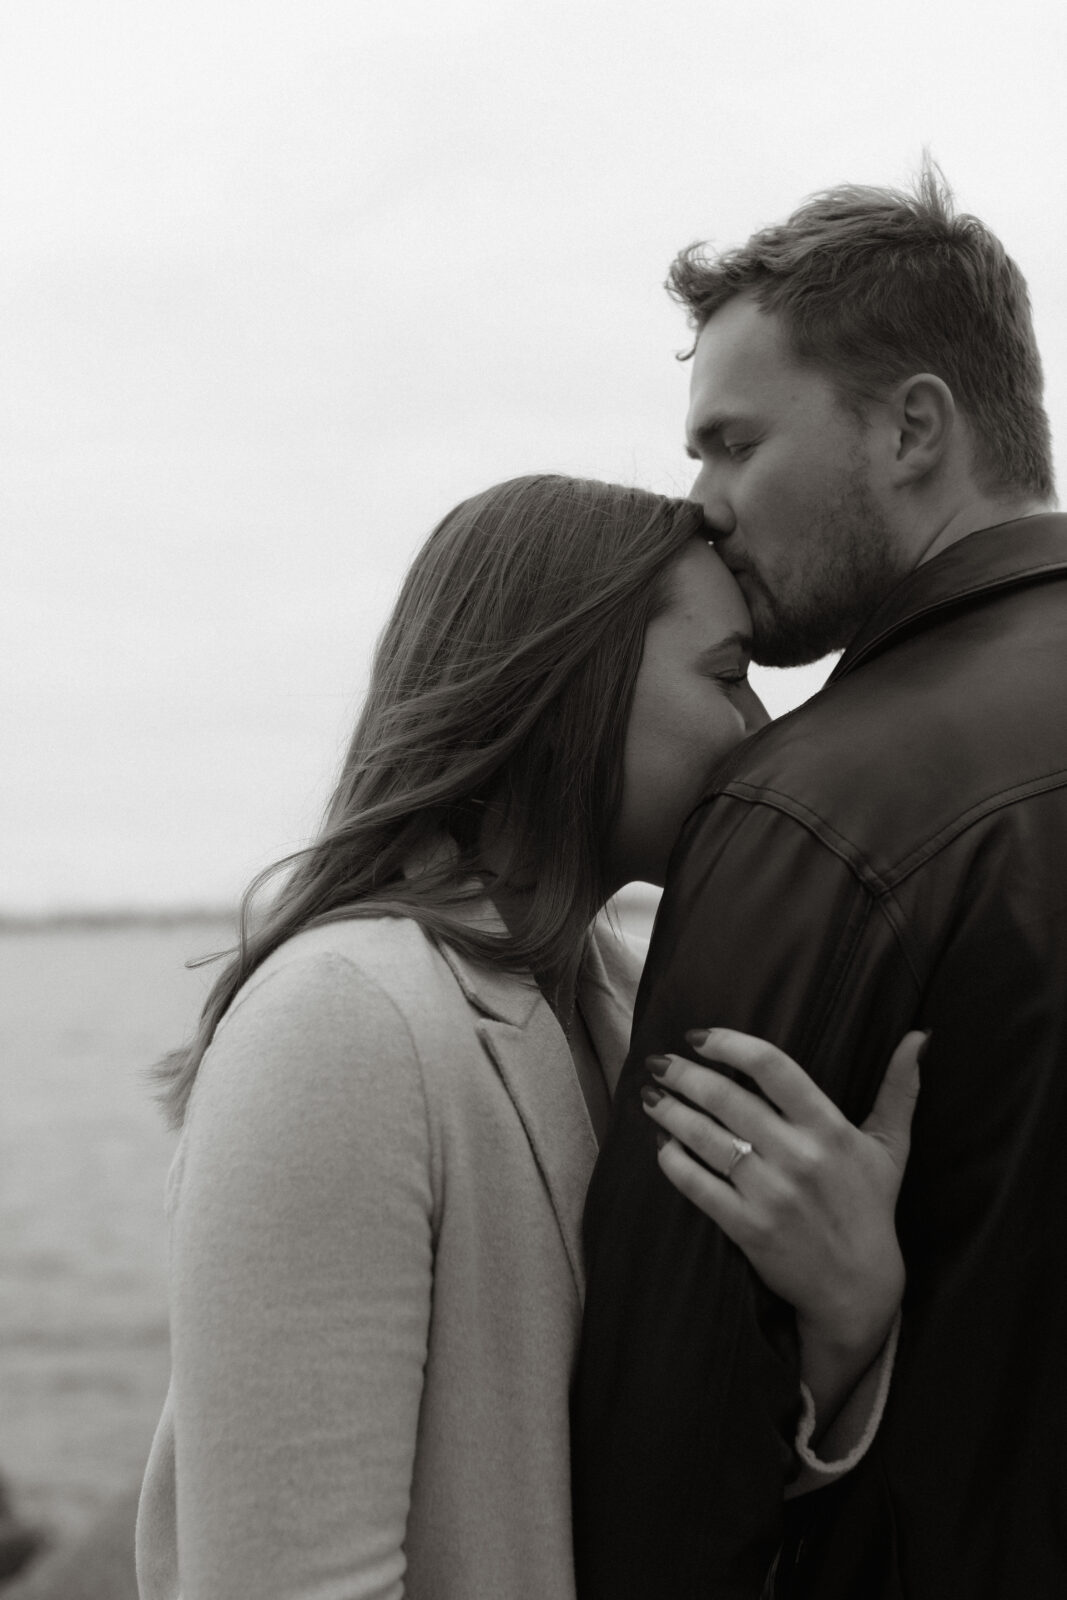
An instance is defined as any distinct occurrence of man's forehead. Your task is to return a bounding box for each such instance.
[691,299,789,392]
[684,354,760,452]
[685,302,814,441]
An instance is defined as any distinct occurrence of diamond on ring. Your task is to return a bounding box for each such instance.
[725,1136,753,1179]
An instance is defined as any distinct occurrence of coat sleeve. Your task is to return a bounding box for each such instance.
[167,952,435,1600]
[571,793,921,1599]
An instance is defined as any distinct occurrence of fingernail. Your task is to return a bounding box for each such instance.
[655,1129,669,1150]
[646,1054,672,1077]
[640,1082,664,1108]
[917,1030,933,1065]
[685,1028,710,1049]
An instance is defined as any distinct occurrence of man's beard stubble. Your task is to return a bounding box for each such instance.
[738,464,910,669]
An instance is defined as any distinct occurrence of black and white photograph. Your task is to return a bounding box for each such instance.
[3,2,1065,1596]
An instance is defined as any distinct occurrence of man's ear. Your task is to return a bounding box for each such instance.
[887,373,957,485]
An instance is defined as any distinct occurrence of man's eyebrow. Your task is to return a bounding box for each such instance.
[693,633,752,669]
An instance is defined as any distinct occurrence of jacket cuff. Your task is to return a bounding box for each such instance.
[785,1309,901,1498]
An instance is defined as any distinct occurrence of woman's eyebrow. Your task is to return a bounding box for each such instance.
[693,634,752,670]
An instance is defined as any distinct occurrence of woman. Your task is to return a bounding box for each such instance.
[137,475,919,1600]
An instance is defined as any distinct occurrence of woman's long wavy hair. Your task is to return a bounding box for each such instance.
[158,474,704,1125]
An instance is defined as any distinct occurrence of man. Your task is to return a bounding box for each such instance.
[571,167,1065,1598]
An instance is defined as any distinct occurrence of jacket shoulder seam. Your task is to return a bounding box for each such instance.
[883,766,1067,885]
[715,783,924,988]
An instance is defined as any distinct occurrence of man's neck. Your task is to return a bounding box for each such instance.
[913,496,1054,569]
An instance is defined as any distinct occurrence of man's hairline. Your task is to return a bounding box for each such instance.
[686,295,1042,510]
[686,285,988,437]
[684,289,882,449]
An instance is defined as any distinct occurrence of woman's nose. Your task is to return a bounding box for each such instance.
[739,682,771,733]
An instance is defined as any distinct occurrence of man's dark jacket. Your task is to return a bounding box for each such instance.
[572,515,1067,1599]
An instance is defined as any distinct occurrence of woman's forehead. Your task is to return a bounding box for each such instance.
[659,539,752,638]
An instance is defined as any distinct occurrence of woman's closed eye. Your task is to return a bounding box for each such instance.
[704,662,750,689]
[693,637,753,692]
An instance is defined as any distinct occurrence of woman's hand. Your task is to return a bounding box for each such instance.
[640,1027,925,1430]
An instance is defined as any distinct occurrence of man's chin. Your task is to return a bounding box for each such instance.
[749,599,840,668]
[726,569,833,666]
[752,637,835,669]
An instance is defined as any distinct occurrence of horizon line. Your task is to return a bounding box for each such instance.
[0,905,237,932]
[0,882,661,934]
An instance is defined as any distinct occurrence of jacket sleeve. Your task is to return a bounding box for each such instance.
[167,952,435,1600]
[571,792,921,1600]
[789,1310,900,1496]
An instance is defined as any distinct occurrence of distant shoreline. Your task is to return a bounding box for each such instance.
[0,907,236,933]
[0,883,660,936]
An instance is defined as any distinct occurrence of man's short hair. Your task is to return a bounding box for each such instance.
[668,162,1054,503]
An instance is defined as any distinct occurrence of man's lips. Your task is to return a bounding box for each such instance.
[723,561,766,604]
[710,535,758,590]
[719,552,750,581]
[711,535,744,571]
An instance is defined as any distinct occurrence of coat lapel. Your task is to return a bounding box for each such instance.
[435,935,596,1299]
[477,1011,597,1300]
[434,916,644,1302]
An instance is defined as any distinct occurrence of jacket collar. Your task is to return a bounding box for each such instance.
[434,914,637,1301]
[432,912,544,1026]
[431,907,638,1062]
[831,513,1067,682]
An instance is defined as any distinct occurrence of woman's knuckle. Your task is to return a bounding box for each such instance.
[745,1208,775,1247]
[791,1134,829,1184]
[764,1180,798,1223]
[690,1125,721,1167]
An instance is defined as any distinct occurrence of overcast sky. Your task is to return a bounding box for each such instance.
[5,0,1066,911]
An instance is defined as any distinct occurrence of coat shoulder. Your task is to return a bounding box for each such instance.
[228,914,463,1034]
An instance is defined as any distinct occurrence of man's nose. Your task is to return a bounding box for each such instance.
[688,463,735,538]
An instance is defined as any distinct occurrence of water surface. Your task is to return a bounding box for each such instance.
[0,919,230,1542]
